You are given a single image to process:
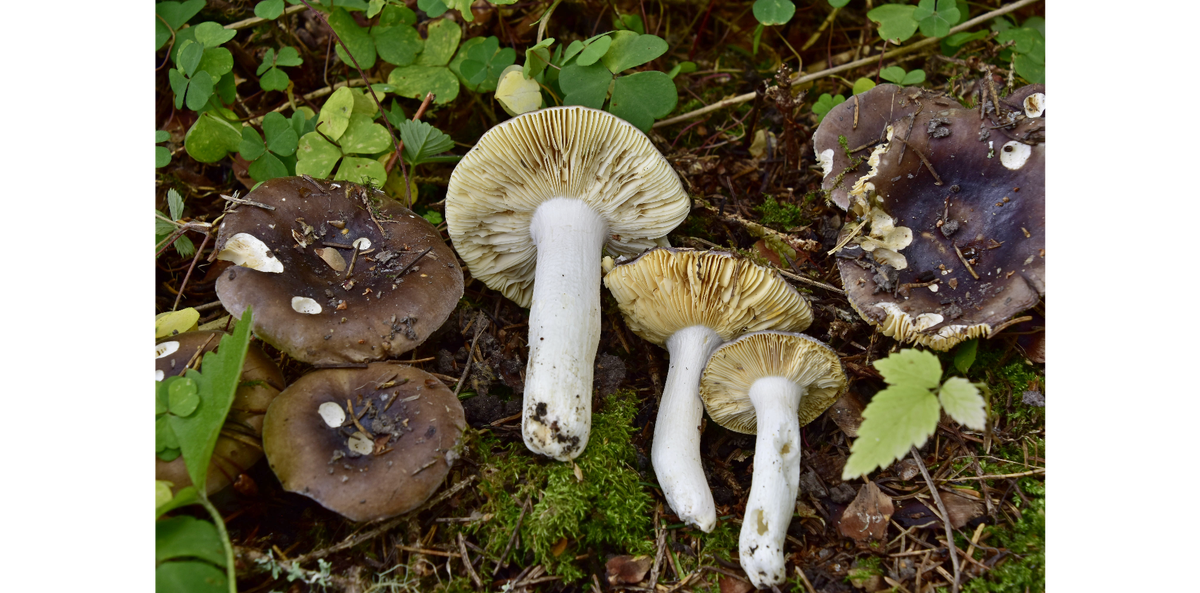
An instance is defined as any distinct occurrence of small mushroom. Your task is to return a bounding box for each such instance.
[604,248,813,532]
[446,107,689,461]
[261,363,466,522]
[699,331,847,589]
[156,331,285,495]
[214,177,464,365]
[815,84,1045,350]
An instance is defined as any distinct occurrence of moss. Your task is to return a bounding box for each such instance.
[756,194,807,230]
[468,389,654,582]
[962,494,1045,593]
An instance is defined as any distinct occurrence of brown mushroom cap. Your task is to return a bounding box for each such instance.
[214,176,464,365]
[156,331,285,495]
[816,85,1045,350]
[604,248,813,345]
[699,331,846,434]
[261,363,466,522]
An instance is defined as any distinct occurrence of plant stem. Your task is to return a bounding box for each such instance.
[199,493,238,593]
[911,445,961,593]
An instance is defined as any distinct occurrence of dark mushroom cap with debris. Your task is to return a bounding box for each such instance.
[213,176,463,365]
[156,330,285,495]
[816,84,1045,350]
[261,363,466,522]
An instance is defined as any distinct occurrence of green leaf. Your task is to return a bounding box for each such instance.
[239,126,267,160]
[811,93,845,122]
[155,561,227,593]
[665,61,697,79]
[214,72,236,105]
[380,4,417,26]
[296,132,343,178]
[168,188,186,221]
[177,39,204,77]
[185,71,214,111]
[1023,16,1045,36]
[157,516,227,566]
[842,384,941,479]
[334,156,388,185]
[559,62,612,109]
[155,485,199,518]
[576,35,612,67]
[157,130,171,144]
[259,66,289,91]
[374,24,423,66]
[879,66,905,84]
[561,39,587,65]
[421,210,443,225]
[900,69,925,85]
[1014,53,1044,84]
[176,234,196,258]
[328,7,377,69]
[416,18,462,67]
[867,4,919,43]
[157,146,173,168]
[852,77,876,95]
[317,86,356,140]
[254,0,285,20]
[167,311,254,491]
[340,113,392,154]
[753,0,796,26]
[169,69,189,109]
[157,0,206,49]
[156,414,179,452]
[193,22,236,48]
[185,112,242,163]
[275,46,303,67]
[601,32,668,74]
[523,38,554,79]
[828,0,850,6]
[386,65,460,104]
[417,0,449,18]
[913,0,960,38]
[249,152,290,182]
[608,70,677,132]
[169,378,200,417]
[156,480,175,509]
[943,30,988,47]
[397,120,453,166]
[938,377,985,430]
[874,349,942,390]
[613,13,644,35]
[953,339,977,375]
[261,112,299,156]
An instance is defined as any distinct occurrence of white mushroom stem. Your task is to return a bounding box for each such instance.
[654,325,722,532]
[740,376,805,589]
[522,197,608,461]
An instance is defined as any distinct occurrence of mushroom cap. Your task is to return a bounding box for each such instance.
[699,331,846,434]
[214,177,464,365]
[823,85,1045,350]
[156,331,285,495]
[603,248,813,345]
[445,106,689,308]
[261,363,466,522]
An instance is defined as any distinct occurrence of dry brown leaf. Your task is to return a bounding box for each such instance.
[838,482,894,541]
[605,555,653,585]
[718,574,754,593]
[939,488,984,529]
[827,393,865,437]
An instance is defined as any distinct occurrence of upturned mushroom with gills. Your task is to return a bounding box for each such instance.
[446,107,689,461]
[699,331,847,588]
[604,248,813,531]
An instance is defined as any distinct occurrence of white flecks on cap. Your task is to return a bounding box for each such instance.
[1023,93,1045,118]
[156,341,180,359]
[155,369,166,382]
[348,431,374,455]
[292,296,322,314]
[1000,141,1032,170]
[353,237,371,250]
[216,233,285,273]
[818,148,835,178]
[318,402,346,428]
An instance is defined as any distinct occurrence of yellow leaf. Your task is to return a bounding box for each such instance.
[495,66,542,116]
[155,308,200,339]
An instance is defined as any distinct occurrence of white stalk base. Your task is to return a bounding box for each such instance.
[653,325,722,532]
[740,376,805,589]
[521,197,608,461]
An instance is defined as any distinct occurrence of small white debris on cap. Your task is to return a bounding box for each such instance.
[1000,141,1032,170]
[292,296,322,314]
[217,233,284,273]
[818,148,835,178]
[353,237,372,250]
[156,341,180,359]
[155,369,165,382]
[1023,93,1045,118]
[318,402,347,428]
[348,431,374,455]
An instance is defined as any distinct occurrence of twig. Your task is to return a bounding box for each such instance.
[911,446,960,593]
[793,566,818,593]
[494,496,531,576]
[987,315,1034,338]
[457,533,483,589]
[452,314,487,398]
[172,232,212,311]
[395,544,459,558]
[648,507,665,590]
[952,243,980,280]
[395,246,433,278]
[941,468,1045,482]
[891,135,943,185]
[225,4,306,30]
[220,193,276,210]
[800,6,841,52]
[652,0,1042,128]
[775,268,845,295]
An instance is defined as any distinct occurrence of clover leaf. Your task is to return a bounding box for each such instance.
[812,93,845,122]
[257,47,304,92]
[913,0,961,38]
[879,66,926,86]
[867,4,919,43]
[753,0,796,27]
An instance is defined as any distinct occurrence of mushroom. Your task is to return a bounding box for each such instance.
[446,106,689,461]
[814,84,1045,350]
[213,176,464,365]
[603,248,813,531]
[699,331,847,588]
[261,363,466,522]
[156,331,285,495]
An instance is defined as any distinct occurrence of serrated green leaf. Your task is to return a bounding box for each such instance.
[374,24,423,66]
[873,349,942,391]
[417,18,461,66]
[341,113,392,154]
[156,209,176,237]
[238,126,266,160]
[317,86,356,140]
[175,234,196,258]
[867,4,919,43]
[386,65,459,103]
[259,66,289,91]
[156,515,227,566]
[166,189,184,221]
[328,7,377,69]
[254,0,285,20]
[938,377,985,430]
[559,62,612,109]
[953,339,977,375]
[397,119,454,165]
[843,384,940,479]
[193,22,236,48]
[185,112,242,163]
[334,156,388,185]
[753,0,796,26]
[185,71,214,111]
[914,0,959,38]
[295,132,343,178]
[155,561,227,593]
[261,112,298,156]
[177,39,204,77]
[608,70,677,132]
[249,152,289,182]
[601,32,668,74]
[577,36,612,66]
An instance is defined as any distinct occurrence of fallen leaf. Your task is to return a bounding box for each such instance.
[827,392,866,437]
[605,554,653,585]
[940,488,984,529]
[550,537,569,557]
[718,574,754,593]
[838,482,894,541]
[892,458,920,481]
[753,239,783,267]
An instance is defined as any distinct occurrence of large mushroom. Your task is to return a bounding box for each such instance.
[814,84,1045,350]
[446,106,689,461]
[699,331,847,588]
[156,330,285,494]
[213,176,464,365]
[603,248,812,531]
[262,363,466,522]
